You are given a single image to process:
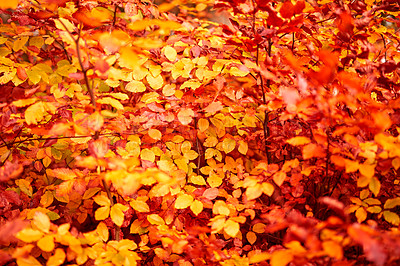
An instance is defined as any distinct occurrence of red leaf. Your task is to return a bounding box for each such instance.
[280,1,295,19]
[0,161,23,182]
[203,188,219,200]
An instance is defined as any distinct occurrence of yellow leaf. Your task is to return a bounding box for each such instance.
[13,36,29,51]
[25,102,45,125]
[82,187,101,200]
[207,174,223,188]
[146,74,164,90]
[246,185,262,201]
[17,228,43,243]
[0,69,16,84]
[355,207,367,223]
[224,219,239,238]
[148,128,162,140]
[93,194,111,207]
[130,200,150,212]
[287,136,311,146]
[369,176,380,197]
[40,191,54,208]
[26,69,41,84]
[246,231,257,244]
[198,118,209,132]
[162,84,176,96]
[147,214,165,225]
[96,222,109,242]
[262,182,275,196]
[37,235,55,252]
[16,179,33,197]
[180,80,201,90]
[126,80,146,93]
[16,256,42,266]
[384,197,400,209]
[164,46,177,61]
[177,108,194,125]
[0,0,18,9]
[238,140,248,155]
[229,66,249,77]
[47,248,66,266]
[273,171,286,187]
[359,163,375,178]
[140,148,155,162]
[110,203,129,227]
[175,194,194,209]
[190,200,203,216]
[13,98,37,107]
[95,206,110,221]
[190,175,207,185]
[97,97,124,110]
[222,138,236,154]
[270,250,293,266]
[33,212,51,233]
[128,19,181,33]
[383,210,400,226]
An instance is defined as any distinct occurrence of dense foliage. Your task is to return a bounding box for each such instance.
[1,0,400,265]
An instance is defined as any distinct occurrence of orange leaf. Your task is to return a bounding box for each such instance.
[302,143,326,159]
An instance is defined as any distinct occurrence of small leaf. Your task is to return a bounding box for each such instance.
[383,210,400,226]
[369,177,380,197]
[222,138,236,154]
[262,182,275,197]
[175,194,194,209]
[97,97,124,110]
[130,200,150,212]
[246,185,262,201]
[384,197,400,209]
[126,80,146,92]
[224,219,239,238]
[190,200,203,216]
[110,203,129,227]
[246,231,257,244]
[93,194,111,207]
[25,102,45,125]
[148,128,162,140]
[164,46,177,61]
[273,171,286,187]
[96,222,109,242]
[95,206,110,221]
[47,248,66,266]
[204,101,223,115]
[287,136,311,146]
[33,212,51,233]
[37,235,55,252]
[198,118,209,132]
[146,74,164,90]
[238,140,248,155]
[355,207,367,223]
[13,36,29,51]
[82,188,101,200]
[140,148,155,162]
[147,214,165,225]
[177,108,195,125]
[17,228,43,243]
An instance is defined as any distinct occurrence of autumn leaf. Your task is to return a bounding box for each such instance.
[110,203,129,227]
[147,214,165,225]
[175,194,194,209]
[177,108,194,125]
[224,219,240,238]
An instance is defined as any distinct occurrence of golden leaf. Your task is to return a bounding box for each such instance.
[222,138,236,154]
[33,212,50,233]
[252,223,266,234]
[110,203,129,227]
[246,185,262,201]
[355,207,367,223]
[238,140,248,155]
[207,174,223,188]
[177,108,194,125]
[93,194,111,207]
[40,191,54,208]
[273,171,286,187]
[140,148,155,162]
[198,118,209,132]
[147,214,165,225]
[262,182,275,196]
[97,97,124,110]
[96,222,109,242]
[13,98,37,107]
[190,200,203,216]
[148,128,162,140]
[17,228,43,243]
[146,74,164,90]
[95,206,110,221]
[224,219,239,238]
[25,102,45,125]
[37,235,55,252]
[287,136,311,146]
[369,177,380,197]
[47,248,66,266]
[130,200,150,212]
[175,194,194,209]
[164,46,177,62]
[383,210,400,226]
[384,197,400,209]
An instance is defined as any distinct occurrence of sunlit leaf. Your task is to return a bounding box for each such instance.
[355,207,367,223]
[110,203,129,227]
[130,200,150,212]
[164,46,177,62]
[246,231,257,244]
[47,248,66,266]
[140,148,155,162]
[270,250,293,266]
[383,211,400,226]
[37,235,55,252]
[384,197,400,209]
[369,177,380,197]
[190,200,203,216]
[97,97,124,110]
[147,214,165,225]
[0,0,18,9]
[287,136,311,146]
[177,108,194,125]
[175,194,194,209]
[17,228,43,243]
[148,128,162,140]
[224,219,239,238]
[33,212,51,233]
[95,206,110,221]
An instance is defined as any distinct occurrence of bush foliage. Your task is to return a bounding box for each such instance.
[1,0,400,265]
